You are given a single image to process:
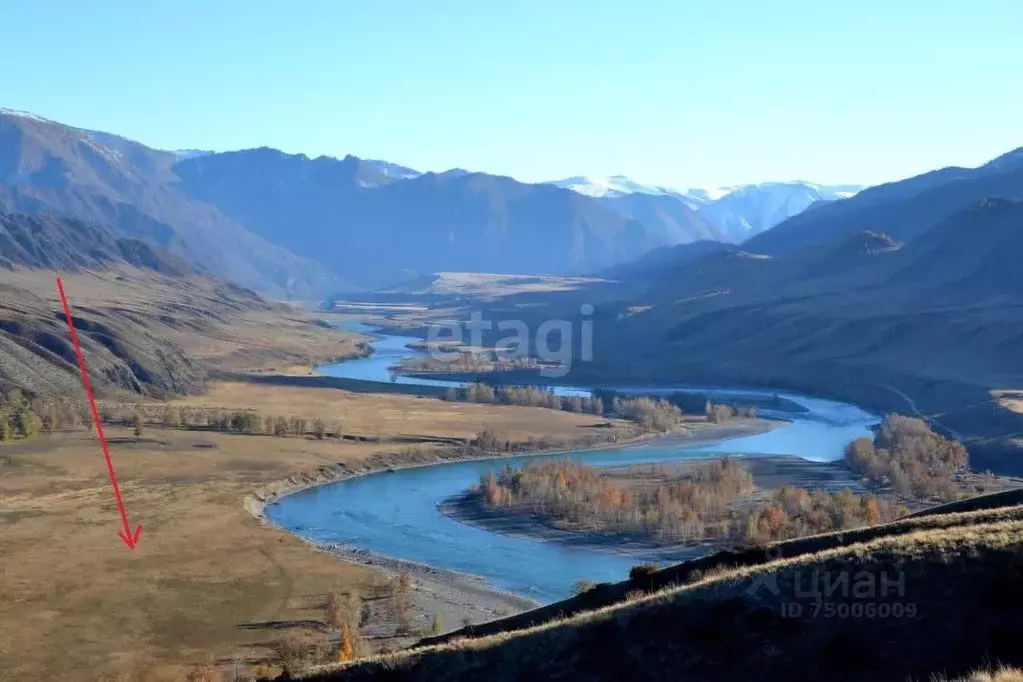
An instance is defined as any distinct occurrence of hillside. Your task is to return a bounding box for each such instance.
[744,148,1023,254]
[300,497,1023,682]
[0,212,357,398]
[0,212,189,274]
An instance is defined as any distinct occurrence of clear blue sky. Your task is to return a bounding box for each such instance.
[2,1,1020,188]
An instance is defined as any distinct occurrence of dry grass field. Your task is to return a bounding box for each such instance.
[0,383,608,681]
[169,381,606,443]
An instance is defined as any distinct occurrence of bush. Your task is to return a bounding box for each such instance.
[629,563,659,581]
[614,396,683,431]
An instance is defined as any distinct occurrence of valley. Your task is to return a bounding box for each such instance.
[0,376,616,680]
[2,74,1023,682]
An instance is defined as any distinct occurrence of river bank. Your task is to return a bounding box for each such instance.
[247,417,781,625]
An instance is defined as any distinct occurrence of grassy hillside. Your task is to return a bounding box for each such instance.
[0,212,361,398]
[300,497,1023,682]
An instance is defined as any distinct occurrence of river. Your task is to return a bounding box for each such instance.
[265,324,878,603]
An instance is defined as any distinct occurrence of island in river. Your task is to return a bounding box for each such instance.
[439,453,890,561]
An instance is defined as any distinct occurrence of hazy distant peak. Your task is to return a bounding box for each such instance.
[363,159,421,180]
[546,175,680,198]
[171,149,214,160]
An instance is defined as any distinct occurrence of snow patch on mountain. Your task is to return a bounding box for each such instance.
[172,149,215,160]
[548,175,681,198]
[0,107,52,123]
[547,175,864,242]
[365,159,421,180]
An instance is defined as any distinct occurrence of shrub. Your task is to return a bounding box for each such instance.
[430,611,444,635]
[629,563,659,581]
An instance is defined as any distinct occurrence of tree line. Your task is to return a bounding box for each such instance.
[0,390,347,442]
[743,485,907,545]
[444,382,687,432]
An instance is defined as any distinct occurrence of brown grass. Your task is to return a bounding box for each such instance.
[941,667,1023,682]
[170,381,607,443]
[302,506,1023,681]
[0,382,606,681]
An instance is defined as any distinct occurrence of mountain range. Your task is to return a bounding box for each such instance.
[548,175,863,241]
[456,156,1023,470]
[0,106,864,295]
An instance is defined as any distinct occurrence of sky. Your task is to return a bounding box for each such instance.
[1,1,1021,189]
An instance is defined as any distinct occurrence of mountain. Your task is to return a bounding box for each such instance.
[694,182,862,241]
[549,175,863,244]
[599,239,737,281]
[548,175,684,198]
[0,210,267,397]
[0,212,189,274]
[454,197,1023,467]
[593,199,1023,449]
[172,150,667,289]
[1,108,697,293]
[0,108,340,297]
[745,150,1023,255]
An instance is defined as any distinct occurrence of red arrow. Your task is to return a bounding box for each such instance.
[57,277,142,550]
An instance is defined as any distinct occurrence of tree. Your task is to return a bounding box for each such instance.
[39,404,58,434]
[391,572,414,632]
[0,411,12,441]
[275,632,310,673]
[430,611,444,635]
[131,410,144,439]
[338,621,355,662]
[18,409,39,439]
[572,577,596,595]
[164,405,183,428]
[312,418,326,440]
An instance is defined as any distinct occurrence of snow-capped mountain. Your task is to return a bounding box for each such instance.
[548,175,683,199]
[696,182,863,241]
[548,175,863,242]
